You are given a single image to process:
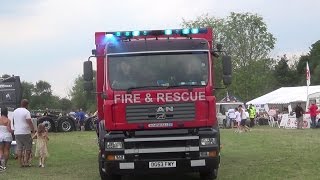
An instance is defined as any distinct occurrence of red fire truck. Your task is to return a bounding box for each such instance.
[83,28,232,180]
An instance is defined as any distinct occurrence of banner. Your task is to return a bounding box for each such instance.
[280,114,311,129]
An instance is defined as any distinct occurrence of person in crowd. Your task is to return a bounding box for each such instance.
[248,104,256,127]
[294,103,304,129]
[227,107,236,128]
[239,105,250,132]
[234,108,242,133]
[309,103,318,128]
[76,109,86,131]
[32,123,49,168]
[0,107,13,171]
[13,99,35,167]
[43,108,49,116]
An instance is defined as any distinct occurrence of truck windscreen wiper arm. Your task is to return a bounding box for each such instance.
[126,85,167,93]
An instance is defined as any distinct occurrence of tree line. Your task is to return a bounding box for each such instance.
[182,12,320,101]
[3,12,319,112]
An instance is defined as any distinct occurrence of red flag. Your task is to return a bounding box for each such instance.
[306,62,310,86]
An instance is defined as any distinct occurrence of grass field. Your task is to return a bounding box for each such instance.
[1,127,320,180]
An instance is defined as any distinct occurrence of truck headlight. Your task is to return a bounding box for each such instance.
[200,138,217,146]
[106,142,123,149]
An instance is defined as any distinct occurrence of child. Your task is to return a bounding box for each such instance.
[32,123,49,168]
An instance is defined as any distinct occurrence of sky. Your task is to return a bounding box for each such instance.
[0,0,319,97]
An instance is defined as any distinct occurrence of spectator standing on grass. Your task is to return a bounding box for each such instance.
[248,104,256,127]
[295,103,304,129]
[76,109,85,131]
[309,103,318,128]
[0,107,13,171]
[13,99,35,167]
[32,123,49,168]
[227,108,236,128]
[234,108,242,133]
[239,105,250,132]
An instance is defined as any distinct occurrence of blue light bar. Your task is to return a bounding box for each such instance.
[182,28,190,35]
[164,29,173,35]
[104,28,207,39]
[132,31,140,36]
[191,28,199,34]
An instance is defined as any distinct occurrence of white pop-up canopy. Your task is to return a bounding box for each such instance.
[247,85,320,105]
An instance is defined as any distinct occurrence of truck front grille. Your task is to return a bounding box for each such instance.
[126,103,195,123]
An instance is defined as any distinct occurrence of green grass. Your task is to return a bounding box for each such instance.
[1,127,320,180]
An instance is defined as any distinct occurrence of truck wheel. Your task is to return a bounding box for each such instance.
[200,169,218,180]
[58,119,73,132]
[38,117,54,132]
[85,118,96,131]
[99,153,121,180]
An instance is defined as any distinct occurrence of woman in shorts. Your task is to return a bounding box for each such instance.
[0,107,13,170]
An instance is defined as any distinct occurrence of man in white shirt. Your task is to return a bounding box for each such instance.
[13,99,35,167]
[227,108,236,128]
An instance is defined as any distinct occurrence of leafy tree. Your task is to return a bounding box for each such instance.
[182,12,276,101]
[59,98,73,111]
[273,55,300,87]
[29,81,54,109]
[70,72,96,112]
[21,81,34,100]
[221,12,276,67]
[34,80,52,96]
[231,59,276,101]
[296,40,320,85]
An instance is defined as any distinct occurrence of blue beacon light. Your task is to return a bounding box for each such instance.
[164,29,173,35]
[191,28,199,34]
[132,31,140,36]
[182,28,190,35]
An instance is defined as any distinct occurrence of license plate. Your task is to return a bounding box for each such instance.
[149,161,176,168]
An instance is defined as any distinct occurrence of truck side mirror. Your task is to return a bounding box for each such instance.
[83,61,93,81]
[222,55,232,86]
[84,81,94,91]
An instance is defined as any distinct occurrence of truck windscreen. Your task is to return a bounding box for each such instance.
[108,52,209,90]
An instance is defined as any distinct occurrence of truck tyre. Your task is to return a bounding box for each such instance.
[200,169,218,180]
[38,117,54,132]
[99,152,121,180]
[85,117,96,131]
[58,118,74,132]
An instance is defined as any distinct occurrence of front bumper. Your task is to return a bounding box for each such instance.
[104,157,220,175]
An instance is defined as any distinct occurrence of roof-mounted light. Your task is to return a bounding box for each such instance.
[132,30,140,36]
[182,28,190,35]
[115,32,121,37]
[125,31,131,37]
[104,28,207,39]
[191,28,199,34]
[164,29,173,35]
[105,34,114,38]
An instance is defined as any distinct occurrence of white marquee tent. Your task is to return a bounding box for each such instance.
[247,85,320,105]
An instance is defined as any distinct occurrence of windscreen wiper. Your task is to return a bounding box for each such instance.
[126,85,167,93]
[166,84,204,90]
